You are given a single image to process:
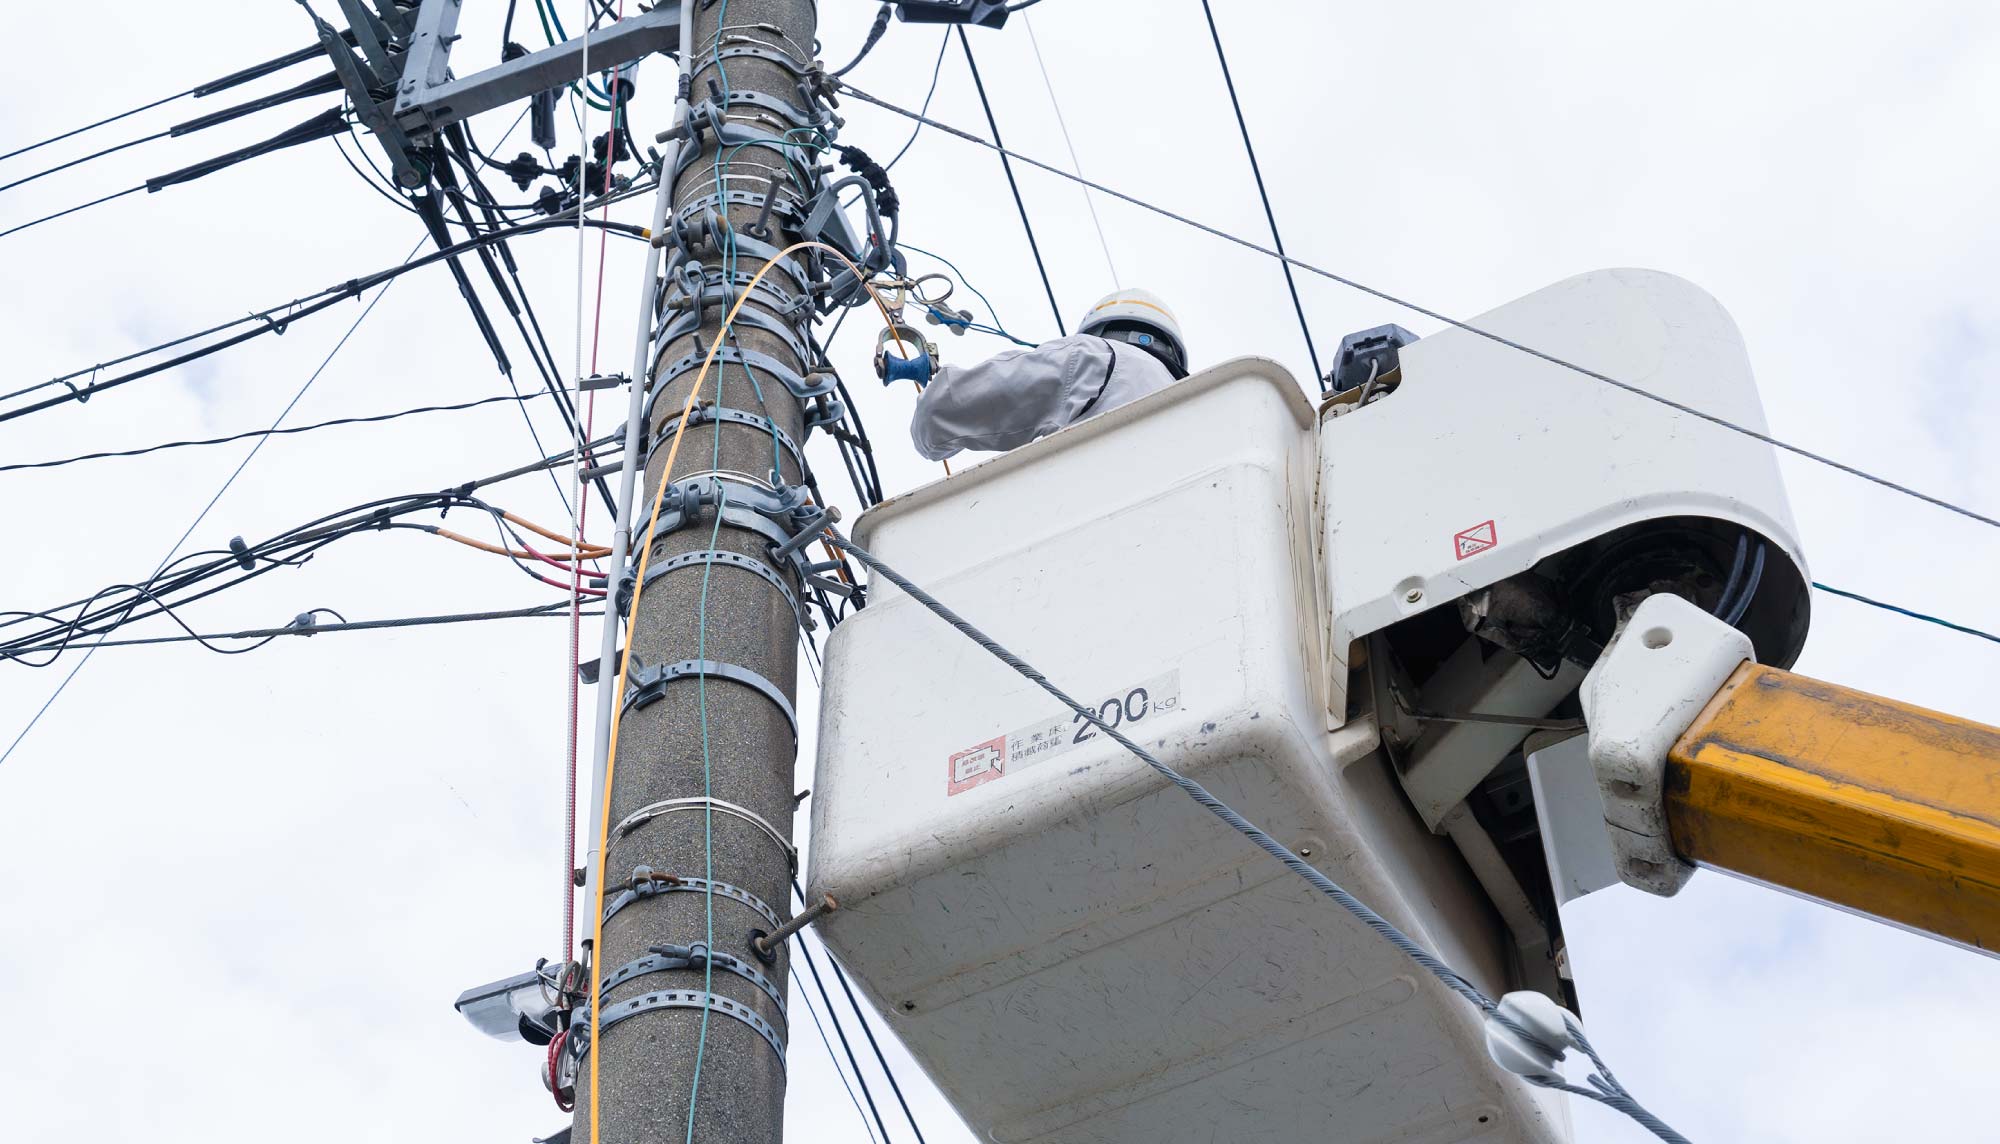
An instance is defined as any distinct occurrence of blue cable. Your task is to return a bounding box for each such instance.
[1812,582,2000,645]
[899,241,1039,347]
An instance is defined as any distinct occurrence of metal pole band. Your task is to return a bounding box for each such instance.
[631,549,808,631]
[652,342,835,401]
[620,657,799,744]
[603,944,786,1014]
[658,301,813,368]
[602,871,784,932]
[614,795,798,869]
[643,404,807,477]
[572,987,787,1064]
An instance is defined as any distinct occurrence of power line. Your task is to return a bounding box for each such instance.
[0,215,646,424]
[1,603,589,654]
[955,28,1066,336]
[0,391,547,473]
[0,238,415,766]
[1812,582,2000,646]
[0,38,338,164]
[1197,0,1323,387]
[835,81,2000,534]
[885,31,952,171]
[1021,13,1118,290]
[0,130,169,195]
[0,185,144,241]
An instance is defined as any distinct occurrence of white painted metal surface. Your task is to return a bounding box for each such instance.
[1525,736,1620,906]
[1581,593,1754,896]
[811,359,1568,1144]
[1319,268,1809,714]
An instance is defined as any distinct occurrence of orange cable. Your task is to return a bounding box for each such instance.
[587,240,902,1144]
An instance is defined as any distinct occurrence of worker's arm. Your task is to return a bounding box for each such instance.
[908,334,1172,461]
[1584,594,2000,953]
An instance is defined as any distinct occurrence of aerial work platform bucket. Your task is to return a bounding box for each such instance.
[808,269,1808,1143]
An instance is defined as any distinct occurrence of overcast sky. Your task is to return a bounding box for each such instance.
[3,2,1998,1142]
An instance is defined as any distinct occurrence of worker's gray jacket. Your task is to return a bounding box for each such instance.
[909,334,1176,461]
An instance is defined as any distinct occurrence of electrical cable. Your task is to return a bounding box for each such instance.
[0,184,144,242]
[0,391,548,473]
[823,530,1692,1144]
[955,28,1066,336]
[793,927,896,1144]
[793,879,930,1144]
[834,81,2000,534]
[1,215,648,424]
[0,603,585,654]
[1021,13,1118,290]
[0,39,332,164]
[1812,582,2000,646]
[885,31,952,171]
[791,969,883,1144]
[0,234,418,765]
[834,4,895,77]
[0,130,169,195]
[1197,0,1323,387]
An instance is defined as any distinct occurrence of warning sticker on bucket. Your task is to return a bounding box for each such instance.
[947,671,1182,796]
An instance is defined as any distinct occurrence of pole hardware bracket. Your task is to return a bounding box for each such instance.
[635,475,827,597]
[651,342,834,404]
[603,867,784,932]
[620,656,800,745]
[578,373,628,393]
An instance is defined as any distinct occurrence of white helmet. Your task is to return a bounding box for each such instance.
[1077,288,1188,378]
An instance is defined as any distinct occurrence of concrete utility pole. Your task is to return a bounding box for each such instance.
[577,0,820,1140]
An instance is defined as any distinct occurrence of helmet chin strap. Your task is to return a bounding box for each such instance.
[1091,322,1187,379]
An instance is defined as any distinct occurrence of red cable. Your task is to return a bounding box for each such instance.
[548,1030,574,1112]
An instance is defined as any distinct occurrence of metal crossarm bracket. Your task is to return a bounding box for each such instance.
[602,944,786,1014]
[306,5,426,188]
[572,987,786,1064]
[391,1,684,137]
[613,797,798,869]
[602,869,783,931]
[621,657,799,743]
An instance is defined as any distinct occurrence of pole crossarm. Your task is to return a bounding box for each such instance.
[393,2,685,136]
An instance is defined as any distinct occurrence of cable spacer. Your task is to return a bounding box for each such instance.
[621,657,799,744]
[613,796,798,871]
[601,869,783,932]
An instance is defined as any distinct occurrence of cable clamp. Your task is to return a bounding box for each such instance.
[1483,991,1580,1085]
[620,656,799,744]
[656,305,813,373]
[568,986,786,1066]
[602,867,783,932]
[613,796,798,871]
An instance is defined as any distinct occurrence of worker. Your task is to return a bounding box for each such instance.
[909,289,1189,461]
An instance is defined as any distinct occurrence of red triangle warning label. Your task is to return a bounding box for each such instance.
[1454,520,1497,561]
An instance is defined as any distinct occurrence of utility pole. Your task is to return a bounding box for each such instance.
[575,0,822,1140]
